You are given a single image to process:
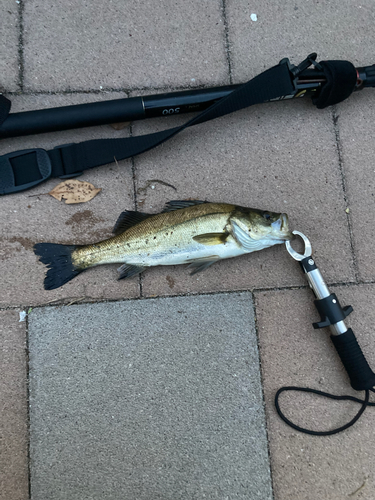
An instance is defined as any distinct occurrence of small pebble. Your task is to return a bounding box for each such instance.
[250,13,257,21]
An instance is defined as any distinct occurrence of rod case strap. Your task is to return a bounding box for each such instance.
[0,61,295,194]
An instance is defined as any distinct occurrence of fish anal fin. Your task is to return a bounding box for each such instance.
[187,256,220,275]
[117,263,146,280]
[162,200,207,213]
[193,232,228,246]
[113,211,151,235]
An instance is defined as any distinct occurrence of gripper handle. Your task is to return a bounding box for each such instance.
[331,329,375,391]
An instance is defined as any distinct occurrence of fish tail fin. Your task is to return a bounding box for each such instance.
[34,243,82,290]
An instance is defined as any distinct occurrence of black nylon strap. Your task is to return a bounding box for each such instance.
[0,95,11,127]
[49,62,294,176]
[0,61,294,194]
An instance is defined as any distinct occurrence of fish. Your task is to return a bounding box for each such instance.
[34,200,293,290]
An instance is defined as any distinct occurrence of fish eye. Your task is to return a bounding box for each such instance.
[263,213,271,221]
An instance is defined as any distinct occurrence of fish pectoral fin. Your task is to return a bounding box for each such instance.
[186,256,220,275]
[193,232,228,246]
[162,200,207,212]
[113,211,151,235]
[117,263,146,280]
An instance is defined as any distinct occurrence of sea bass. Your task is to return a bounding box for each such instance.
[34,200,293,290]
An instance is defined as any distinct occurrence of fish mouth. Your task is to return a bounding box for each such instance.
[271,213,293,240]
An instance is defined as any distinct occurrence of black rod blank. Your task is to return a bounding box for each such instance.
[1,64,374,140]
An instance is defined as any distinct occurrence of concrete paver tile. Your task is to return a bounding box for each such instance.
[23,1,229,92]
[130,99,355,296]
[0,310,29,500]
[29,293,272,500]
[226,0,375,84]
[0,1,20,92]
[335,92,375,281]
[0,93,138,307]
[255,284,375,500]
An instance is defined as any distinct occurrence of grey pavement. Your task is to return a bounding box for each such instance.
[1,1,375,499]
[28,293,272,500]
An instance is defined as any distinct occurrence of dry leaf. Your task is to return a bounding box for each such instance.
[49,179,101,204]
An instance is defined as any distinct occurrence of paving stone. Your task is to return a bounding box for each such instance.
[22,0,229,92]
[0,93,138,307]
[335,91,375,281]
[225,0,375,84]
[255,284,375,500]
[130,97,355,297]
[0,310,29,500]
[28,293,272,500]
[0,1,20,92]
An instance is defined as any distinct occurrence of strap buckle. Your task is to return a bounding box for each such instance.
[53,143,83,179]
[0,148,51,195]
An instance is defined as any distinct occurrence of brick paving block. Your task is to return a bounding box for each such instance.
[255,284,375,500]
[0,310,28,500]
[130,97,355,297]
[29,293,272,500]
[0,1,20,92]
[335,91,375,281]
[225,0,375,84]
[0,93,138,307]
[22,1,229,92]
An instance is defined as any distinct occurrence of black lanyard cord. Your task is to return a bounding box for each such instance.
[275,386,375,436]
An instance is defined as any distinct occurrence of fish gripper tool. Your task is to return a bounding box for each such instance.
[274,230,375,436]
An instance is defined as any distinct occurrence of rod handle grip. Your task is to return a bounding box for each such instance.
[331,329,375,390]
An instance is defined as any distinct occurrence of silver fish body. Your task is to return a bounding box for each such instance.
[34,200,293,290]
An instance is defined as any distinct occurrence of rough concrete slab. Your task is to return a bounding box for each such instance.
[334,91,375,281]
[225,0,375,84]
[28,293,272,500]
[22,1,229,92]
[0,93,139,307]
[255,284,375,500]
[0,309,29,500]
[0,1,20,92]
[130,98,354,297]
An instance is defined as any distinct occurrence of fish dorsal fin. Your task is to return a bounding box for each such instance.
[112,211,151,235]
[193,233,228,246]
[161,200,208,213]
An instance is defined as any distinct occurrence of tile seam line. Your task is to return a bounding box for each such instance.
[129,121,143,298]
[331,105,359,281]
[17,0,25,92]
[2,279,374,312]
[220,0,233,84]
[250,290,275,500]
[25,311,31,500]
[7,82,232,97]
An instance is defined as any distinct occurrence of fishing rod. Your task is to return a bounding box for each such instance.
[1,59,374,139]
[1,53,375,195]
